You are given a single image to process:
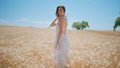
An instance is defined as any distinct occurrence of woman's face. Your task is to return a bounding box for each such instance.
[58,7,64,16]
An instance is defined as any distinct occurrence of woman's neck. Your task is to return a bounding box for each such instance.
[59,15,65,17]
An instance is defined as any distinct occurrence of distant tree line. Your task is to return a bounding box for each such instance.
[72,16,120,31]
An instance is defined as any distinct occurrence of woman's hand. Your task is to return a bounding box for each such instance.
[55,44,60,50]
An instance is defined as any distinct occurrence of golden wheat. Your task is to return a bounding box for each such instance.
[0,25,120,68]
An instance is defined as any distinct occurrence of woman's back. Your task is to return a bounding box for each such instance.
[57,16,67,35]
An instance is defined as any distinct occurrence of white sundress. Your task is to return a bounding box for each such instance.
[53,16,70,68]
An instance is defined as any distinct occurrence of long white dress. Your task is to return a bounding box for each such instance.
[54,16,70,68]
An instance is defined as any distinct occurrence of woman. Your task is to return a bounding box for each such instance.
[50,5,70,68]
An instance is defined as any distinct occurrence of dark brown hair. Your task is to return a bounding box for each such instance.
[56,5,66,17]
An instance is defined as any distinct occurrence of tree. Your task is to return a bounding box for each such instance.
[72,22,81,30]
[80,21,89,30]
[72,20,89,30]
[113,16,120,31]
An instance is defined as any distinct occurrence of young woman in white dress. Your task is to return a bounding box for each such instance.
[50,5,70,68]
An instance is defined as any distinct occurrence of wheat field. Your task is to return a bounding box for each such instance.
[0,25,120,68]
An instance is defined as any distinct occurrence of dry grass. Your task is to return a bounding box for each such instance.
[0,25,120,68]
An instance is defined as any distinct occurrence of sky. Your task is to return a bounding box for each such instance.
[0,0,120,30]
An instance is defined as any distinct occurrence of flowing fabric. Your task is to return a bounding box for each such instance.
[53,16,70,68]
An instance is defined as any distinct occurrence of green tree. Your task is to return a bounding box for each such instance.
[80,21,89,30]
[72,21,89,30]
[72,22,81,30]
[113,16,120,31]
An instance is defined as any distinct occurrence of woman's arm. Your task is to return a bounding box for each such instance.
[56,17,65,49]
[50,17,57,27]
